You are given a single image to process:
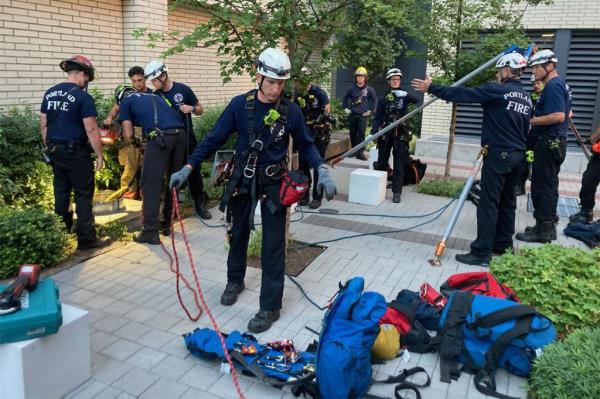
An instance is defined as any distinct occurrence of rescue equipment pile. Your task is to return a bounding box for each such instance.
[184,274,556,399]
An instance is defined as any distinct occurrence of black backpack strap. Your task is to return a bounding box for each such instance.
[468,305,537,329]
[473,315,535,399]
[403,320,439,353]
[370,367,431,399]
[439,291,472,383]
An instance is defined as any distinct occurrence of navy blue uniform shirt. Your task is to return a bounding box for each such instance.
[428,80,531,152]
[295,84,330,121]
[529,76,571,138]
[372,90,419,133]
[118,93,185,135]
[41,82,97,143]
[342,84,377,115]
[156,81,198,131]
[188,93,323,169]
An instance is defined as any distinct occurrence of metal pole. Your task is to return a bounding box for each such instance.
[331,45,518,165]
[569,120,592,161]
[429,148,486,266]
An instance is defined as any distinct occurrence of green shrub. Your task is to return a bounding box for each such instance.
[528,327,600,399]
[95,144,122,190]
[416,178,463,198]
[490,245,600,336]
[330,98,349,130]
[96,220,132,242]
[247,228,263,259]
[193,104,236,150]
[0,208,70,279]
[0,106,54,210]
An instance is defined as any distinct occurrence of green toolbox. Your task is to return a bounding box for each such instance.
[0,278,62,344]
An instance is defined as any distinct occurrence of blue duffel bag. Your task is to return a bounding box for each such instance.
[438,291,556,399]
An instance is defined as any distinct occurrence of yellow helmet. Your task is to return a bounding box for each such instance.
[371,324,400,359]
[354,66,368,76]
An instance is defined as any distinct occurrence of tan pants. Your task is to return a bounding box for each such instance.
[118,143,141,191]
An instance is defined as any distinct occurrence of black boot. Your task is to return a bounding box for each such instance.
[220,282,245,306]
[247,309,280,333]
[160,221,171,236]
[516,221,554,243]
[194,194,212,220]
[524,223,557,240]
[308,199,321,209]
[299,192,310,206]
[133,231,160,245]
[77,236,111,251]
[393,193,401,203]
[515,182,526,196]
[455,252,490,266]
[569,209,593,224]
[356,152,368,161]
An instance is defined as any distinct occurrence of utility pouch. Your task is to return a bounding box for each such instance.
[546,138,564,162]
[279,170,309,206]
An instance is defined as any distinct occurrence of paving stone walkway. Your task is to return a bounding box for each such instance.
[58,178,589,399]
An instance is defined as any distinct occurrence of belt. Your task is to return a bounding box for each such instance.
[161,128,185,135]
[48,138,86,145]
[256,162,286,177]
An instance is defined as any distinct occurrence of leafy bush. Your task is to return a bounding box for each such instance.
[95,144,122,190]
[490,245,600,336]
[528,327,600,399]
[0,208,70,279]
[247,228,263,259]
[330,98,349,130]
[417,178,463,198]
[0,106,54,210]
[96,220,132,242]
[193,104,236,150]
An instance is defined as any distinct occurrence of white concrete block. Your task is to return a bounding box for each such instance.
[0,304,91,399]
[348,169,388,206]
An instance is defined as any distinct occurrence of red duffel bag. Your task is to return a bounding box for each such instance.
[440,272,520,302]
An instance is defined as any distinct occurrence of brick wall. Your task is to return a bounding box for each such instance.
[0,0,125,110]
[0,0,254,111]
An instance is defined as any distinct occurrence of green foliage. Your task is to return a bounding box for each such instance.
[89,87,114,125]
[133,0,409,85]
[201,162,223,205]
[96,221,132,242]
[192,104,236,151]
[0,208,69,279]
[247,228,263,259]
[0,106,54,210]
[528,327,600,399]
[416,179,463,197]
[89,88,123,190]
[490,245,600,336]
[405,102,422,138]
[329,98,349,130]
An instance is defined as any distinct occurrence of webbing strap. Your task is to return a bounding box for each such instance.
[439,291,472,383]
[468,305,537,329]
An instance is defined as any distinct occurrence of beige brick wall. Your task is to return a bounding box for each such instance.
[521,0,600,30]
[0,0,125,110]
[420,0,600,138]
[0,0,254,112]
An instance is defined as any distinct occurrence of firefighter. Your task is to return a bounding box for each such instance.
[117,87,187,244]
[516,50,571,243]
[569,126,600,224]
[342,67,377,161]
[145,60,212,220]
[294,69,333,209]
[372,68,419,203]
[40,55,110,251]
[412,52,531,266]
[103,66,152,199]
[169,48,337,333]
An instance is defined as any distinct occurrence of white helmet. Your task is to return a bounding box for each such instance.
[144,60,167,80]
[386,68,403,80]
[495,53,527,70]
[255,48,291,80]
[528,49,558,66]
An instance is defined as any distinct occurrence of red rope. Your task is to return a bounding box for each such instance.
[168,187,246,399]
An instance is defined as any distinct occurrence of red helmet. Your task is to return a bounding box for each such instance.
[60,55,95,82]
